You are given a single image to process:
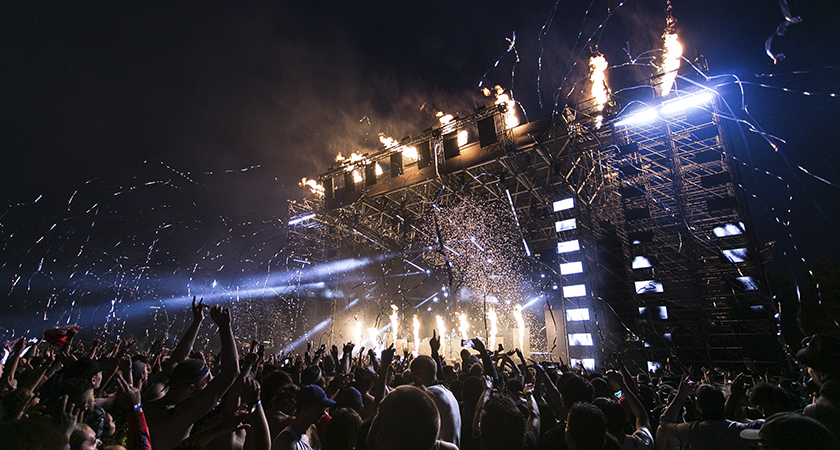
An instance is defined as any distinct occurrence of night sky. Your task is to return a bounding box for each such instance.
[1,1,839,339]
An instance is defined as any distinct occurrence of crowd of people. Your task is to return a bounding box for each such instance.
[1,297,839,450]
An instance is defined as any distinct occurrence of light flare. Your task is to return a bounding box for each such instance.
[375,163,383,176]
[513,304,525,351]
[352,170,363,184]
[413,314,420,356]
[299,177,325,197]
[487,309,498,350]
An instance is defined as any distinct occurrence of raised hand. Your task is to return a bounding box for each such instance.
[240,376,261,408]
[192,296,206,322]
[429,330,441,355]
[677,374,696,398]
[114,374,142,413]
[381,344,396,366]
[209,305,231,328]
[470,337,487,354]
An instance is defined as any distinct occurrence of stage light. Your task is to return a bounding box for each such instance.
[722,248,748,263]
[560,261,584,275]
[571,358,596,371]
[566,308,590,321]
[569,333,594,346]
[614,105,657,127]
[631,256,652,269]
[557,239,580,254]
[659,91,714,115]
[288,213,316,226]
[713,223,744,237]
[563,284,587,298]
[555,218,577,232]
[553,197,574,212]
[635,280,664,293]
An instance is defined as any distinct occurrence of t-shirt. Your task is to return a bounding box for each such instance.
[276,424,319,450]
[428,384,462,448]
[658,417,758,450]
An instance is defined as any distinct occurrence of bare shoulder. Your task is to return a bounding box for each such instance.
[436,440,459,450]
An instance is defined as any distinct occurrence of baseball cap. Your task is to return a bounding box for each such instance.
[296,385,336,408]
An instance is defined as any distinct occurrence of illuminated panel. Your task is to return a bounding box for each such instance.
[635,280,664,294]
[553,197,575,212]
[555,218,577,232]
[722,248,748,263]
[638,306,668,319]
[568,333,594,346]
[563,284,587,298]
[570,358,596,371]
[560,261,584,275]
[631,256,652,269]
[566,308,590,321]
[557,239,580,254]
[713,223,744,237]
[736,276,759,290]
[647,361,662,372]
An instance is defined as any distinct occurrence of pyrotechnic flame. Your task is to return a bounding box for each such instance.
[436,315,447,357]
[402,146,418,161]
[437,112,454,125]
[458,313,469,340]
[380,133,417,161]
[514,304,525,352]
[589,55,609,111]
[413,314,420,356]
[390,305,399,348]
[488,309,498,350]
[336,152,366,163]
[484,85,518,129]
[457,130,468,147]
[299,177,325,197]
[379,133,398,148]
[352,170,362,184]
[659,8,682,97]
[375,163,383,176]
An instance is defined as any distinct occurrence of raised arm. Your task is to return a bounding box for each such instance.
[607,370,650,431]
[532,362,562,413]
[372,344,395,413]
[167,297,205,368]
[430,330,448,387]
[471,338,498,385]
[242,377,271,450]
[171,305,240,426]
[660,374,694,425]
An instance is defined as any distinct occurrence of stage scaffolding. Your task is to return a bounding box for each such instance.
[286,89,780,370]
